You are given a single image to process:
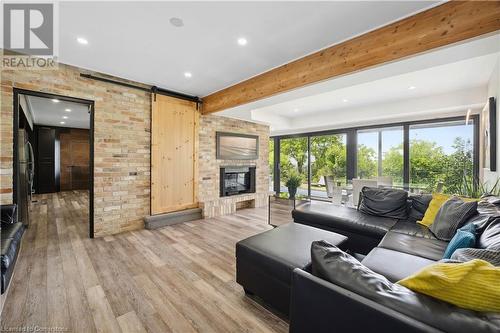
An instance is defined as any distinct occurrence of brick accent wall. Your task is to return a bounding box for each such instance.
[1,64,151,236]
[198,115,270,218]
[1,63,270,235]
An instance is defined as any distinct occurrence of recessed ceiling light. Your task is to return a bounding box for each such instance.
[169,17,184,27]
[52,99,59,103]
[60,121,65,125]
[342,99,348,103]
[77,37,88,45]
[184,72,192,78]
[237,37,248,46]
[65,108,71,112]
[408,86,416,90]
[62,116,68,119]
[293,108,299,113]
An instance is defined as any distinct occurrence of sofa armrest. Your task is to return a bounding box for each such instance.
[1,204,18,225]
[289,268,442,333]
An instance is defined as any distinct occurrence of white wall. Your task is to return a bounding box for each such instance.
[483,55,500,187]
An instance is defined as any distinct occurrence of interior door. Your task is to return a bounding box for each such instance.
[60,129,90,191]
[151,94,199,215]
[36,127,56,193]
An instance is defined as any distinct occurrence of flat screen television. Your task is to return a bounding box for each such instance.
[216,132,259,160]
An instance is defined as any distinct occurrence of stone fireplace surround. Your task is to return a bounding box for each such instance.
[198,114,269,218]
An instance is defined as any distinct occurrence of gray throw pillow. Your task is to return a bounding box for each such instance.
[451,248,500,266]
[429,197,478,241]
[358,187,408,219]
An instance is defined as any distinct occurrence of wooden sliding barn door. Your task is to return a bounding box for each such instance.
[151,94,199,215]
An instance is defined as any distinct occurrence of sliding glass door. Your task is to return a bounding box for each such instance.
[279,137,308,196]
[310,134,347,198]
[409,119,474,194]
[357,127,404,187]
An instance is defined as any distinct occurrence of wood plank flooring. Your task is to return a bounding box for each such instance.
[1,191,288,333]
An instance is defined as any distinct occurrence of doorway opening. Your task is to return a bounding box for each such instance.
[13,89,95,238]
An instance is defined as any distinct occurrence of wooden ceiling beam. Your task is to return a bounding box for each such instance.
[201,1,500,114]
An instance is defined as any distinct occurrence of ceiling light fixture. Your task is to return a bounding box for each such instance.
[293,108,299,113]
[169,17,184,27]
[342,99,348,103]
[65,108,71,112]
[184,72,192,78]
[60,121,65,124]
[52,99,59,103]
[77,37,88,45]
[408,86,416,90]
[62,116,68,119]
[237,37,248,46]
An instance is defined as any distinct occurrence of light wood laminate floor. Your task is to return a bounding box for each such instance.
[1,191,288,333]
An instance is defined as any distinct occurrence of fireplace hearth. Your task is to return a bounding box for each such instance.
[220,166,256,197]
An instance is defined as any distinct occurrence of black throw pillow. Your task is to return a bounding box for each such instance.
[358,186,408,219]
[429,197,478,241]
[408,194,433,221]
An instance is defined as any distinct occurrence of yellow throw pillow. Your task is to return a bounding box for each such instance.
[418,193,450,227]
[398,259,500,313]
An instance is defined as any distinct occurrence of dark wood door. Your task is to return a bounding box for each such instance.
[37,127,56,193]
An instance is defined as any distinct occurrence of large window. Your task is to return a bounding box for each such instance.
[409,120,474,194]
[271,116,477,198]
[279,137,308,196]
[357,127,404,187]
[310,134,347,198]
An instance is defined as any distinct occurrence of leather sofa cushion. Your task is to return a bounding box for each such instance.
[1,238,17,271]
[359,187,409,219]
[379,231,448,261]
[310,242,500,333]
[236,222,347,284]
[292,202,398,239]
[478,217,500,250]
[389,221,436,239]
[361,247,436,282]
[1,222,24,243]
[1,223,25,271]
[0,205,17,224]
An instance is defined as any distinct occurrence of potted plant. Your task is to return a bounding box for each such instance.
[285,172,303,199]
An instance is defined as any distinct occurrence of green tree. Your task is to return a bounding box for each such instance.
[310,135,346,183]
[357,145,377,179]
[279,138,308,186]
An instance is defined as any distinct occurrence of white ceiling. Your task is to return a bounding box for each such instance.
[219,33,500,135]
[25,95,90,129]
[56,1,440,96]
[266,53,498,118]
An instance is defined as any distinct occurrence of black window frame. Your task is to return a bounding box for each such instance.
[270,115,479,198]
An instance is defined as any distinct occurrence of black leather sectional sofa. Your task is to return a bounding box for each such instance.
[289,197,500,332]
[236,193,500,332]
[1,204,25,294]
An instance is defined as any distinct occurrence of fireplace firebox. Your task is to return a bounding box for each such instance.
[220,166,256,197]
